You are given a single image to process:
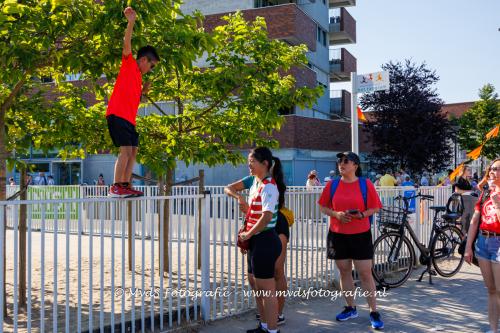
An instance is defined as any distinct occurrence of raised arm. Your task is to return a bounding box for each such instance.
[122,7,136,57]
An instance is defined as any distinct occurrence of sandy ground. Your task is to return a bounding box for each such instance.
[2,215,335,333]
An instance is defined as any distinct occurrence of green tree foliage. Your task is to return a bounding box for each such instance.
[360,60,453,175]
[457,84,500,160]
[1,1,321,197]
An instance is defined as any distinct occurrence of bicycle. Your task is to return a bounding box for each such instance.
[372,193,465,288]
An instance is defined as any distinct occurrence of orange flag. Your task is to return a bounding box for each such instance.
[449,163,464,182]
[357,106,367,122]
[486,125,500,140]
[466,144,484,160]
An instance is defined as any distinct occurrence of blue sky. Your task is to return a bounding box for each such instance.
[335,0,500,104]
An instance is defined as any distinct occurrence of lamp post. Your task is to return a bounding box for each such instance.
[450,124,460,168]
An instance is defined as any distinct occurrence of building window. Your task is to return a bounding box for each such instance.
[317,27,328,47]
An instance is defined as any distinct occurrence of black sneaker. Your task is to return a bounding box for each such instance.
[256,313,260,321]
[277,314,285,325]
[246,323,267,333]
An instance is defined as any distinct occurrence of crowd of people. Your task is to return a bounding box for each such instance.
[226,149,385,332]
[225,147,498,332]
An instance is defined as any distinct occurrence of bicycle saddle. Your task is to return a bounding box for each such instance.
[429,206,446,212]
[442,212,461,221]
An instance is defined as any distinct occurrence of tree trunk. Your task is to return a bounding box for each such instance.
[159,169,173,273]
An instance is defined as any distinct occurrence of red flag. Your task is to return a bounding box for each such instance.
[357,106,367,122]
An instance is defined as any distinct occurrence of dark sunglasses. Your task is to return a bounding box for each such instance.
[337,158,350,165]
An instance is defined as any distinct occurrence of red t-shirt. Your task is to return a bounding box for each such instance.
[318,178,383,234]
[106,54,142,126]
[476,191,500,233]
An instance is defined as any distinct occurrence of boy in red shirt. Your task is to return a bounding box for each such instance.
[106,7,159,198]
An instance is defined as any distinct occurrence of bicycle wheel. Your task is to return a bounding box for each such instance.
[372,232,415,288]
[431,225,464,277]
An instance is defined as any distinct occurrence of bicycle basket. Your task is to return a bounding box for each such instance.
[377,207,405,230]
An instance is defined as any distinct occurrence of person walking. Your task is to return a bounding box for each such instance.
[464,158,500,333]
[97,174,106,186]
[306,170,322,189]
[453,165,473,194]
[379,169,397,186]
[106,6,159,198]
[224,147,285,333]
[317,151,384,330]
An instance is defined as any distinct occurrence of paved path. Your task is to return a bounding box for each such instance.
[198,264,489,333]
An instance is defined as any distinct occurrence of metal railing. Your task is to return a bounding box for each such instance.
[0,185,452,332]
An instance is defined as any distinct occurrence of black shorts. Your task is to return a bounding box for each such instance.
[275,211,290,241]
[247,229,281,279]
[327,230,373,260]
[107,114,139,147]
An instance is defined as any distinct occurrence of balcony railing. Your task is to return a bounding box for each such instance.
[330,89,351,117]
[329,48,356,82]
[329,0,356,9]
[255,0,315,7]
[329,7,356,45]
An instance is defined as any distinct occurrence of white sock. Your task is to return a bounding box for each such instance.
[260,322,268,330]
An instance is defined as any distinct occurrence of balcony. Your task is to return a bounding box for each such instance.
[254,0,315,7]
[204,4,317,51]
[330,89,351,118]
[329,48,357,82]
[329,7,356,45]
[329,0,356,8]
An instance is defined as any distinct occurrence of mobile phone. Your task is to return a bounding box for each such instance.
[346,209,359,215]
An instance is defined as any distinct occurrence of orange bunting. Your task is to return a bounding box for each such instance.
[357,106,367,122]
[448,164,464,182]
[486,125,500,140]
[466,144,484,160]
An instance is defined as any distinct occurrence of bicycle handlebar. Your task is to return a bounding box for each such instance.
[394,192,434,202]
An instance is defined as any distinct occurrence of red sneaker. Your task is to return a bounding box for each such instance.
[126,184,144,197]
[108,184,136,198]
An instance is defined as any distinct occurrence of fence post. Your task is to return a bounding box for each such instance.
[19,169,27,307]
[128,201,132,271]
[1,204,5,323]
[200,190,211,321]
[197,170,204,270]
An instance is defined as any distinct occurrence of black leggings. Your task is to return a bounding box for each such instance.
[247,229,282,279]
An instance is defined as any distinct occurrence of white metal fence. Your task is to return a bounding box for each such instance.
[1,185,452,332]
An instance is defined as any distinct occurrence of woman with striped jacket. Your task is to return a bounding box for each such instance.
[225,147,286,333]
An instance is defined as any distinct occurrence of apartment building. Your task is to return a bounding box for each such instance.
[175,0,367,185]
[7,0,366,186]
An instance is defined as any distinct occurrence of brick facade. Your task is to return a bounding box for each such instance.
[203,4,317,51]
[273,115,373,152]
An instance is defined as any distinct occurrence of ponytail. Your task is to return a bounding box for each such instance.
[272,157,286,209]
[250,147,287,209]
